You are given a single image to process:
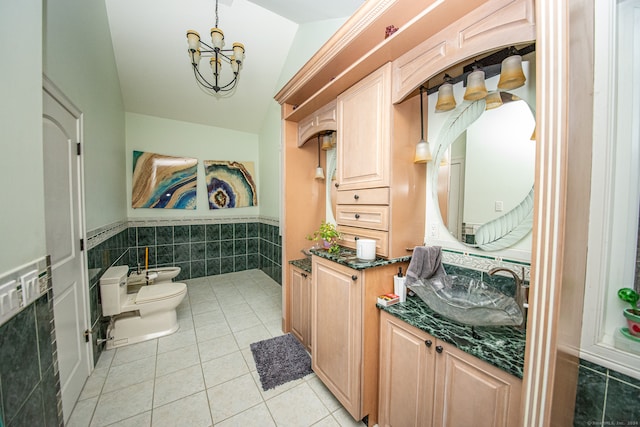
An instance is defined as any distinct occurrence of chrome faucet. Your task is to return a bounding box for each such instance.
[488,266,527,329]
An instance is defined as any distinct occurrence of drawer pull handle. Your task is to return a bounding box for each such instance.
[354,236,360,241]
[425,340,432,348]
[335,183,339,188]
[301,273,308,278]
[355,213,360,219]
[351,275,358,281]
[354,194,359,200]
[436,345,443,353]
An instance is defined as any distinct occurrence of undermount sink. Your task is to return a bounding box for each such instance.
[409,275,523,327]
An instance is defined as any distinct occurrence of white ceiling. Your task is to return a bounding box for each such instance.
[105,0,364,133]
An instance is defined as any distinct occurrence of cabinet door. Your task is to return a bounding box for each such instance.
[290,267,311,351]
[337,63,391,190]
[379,312,435,427]
[432,343,522,427]
[312,257,362,419]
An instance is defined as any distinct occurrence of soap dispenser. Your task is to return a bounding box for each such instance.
[394,267,407,303]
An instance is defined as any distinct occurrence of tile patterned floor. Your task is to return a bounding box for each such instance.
[67,269,366,427]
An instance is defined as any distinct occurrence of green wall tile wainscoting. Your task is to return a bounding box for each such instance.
[0,259,61,427]
[573,358,640,425]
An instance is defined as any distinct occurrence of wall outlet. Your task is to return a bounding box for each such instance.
[495,201,504,212]
[429,223,439,238]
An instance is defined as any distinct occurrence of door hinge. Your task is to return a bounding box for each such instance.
[77,142,81,155]
[84,329,92,343]
[80,238,85,251]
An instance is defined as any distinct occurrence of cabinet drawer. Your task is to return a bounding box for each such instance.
[336,188,389,205]
[338,226,389,257]
[336,205,389,230]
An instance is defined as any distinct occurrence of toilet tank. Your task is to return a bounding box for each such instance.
[99,265,129,316]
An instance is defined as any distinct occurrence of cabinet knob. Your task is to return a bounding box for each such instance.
[302,273,308,278]
[351,275,358,281]
[425,340,432,348]
[335,183,339,188]
[354,213,360,219]
[435,345,443,353]
[354,194,359,200]
[354,236,360,241]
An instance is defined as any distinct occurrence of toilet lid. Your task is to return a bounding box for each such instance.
[136,282,187,304]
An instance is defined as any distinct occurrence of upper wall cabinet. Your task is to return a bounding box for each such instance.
[337,64,391,190]
[298,101,337,147]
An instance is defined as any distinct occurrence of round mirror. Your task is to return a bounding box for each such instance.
[431,92,536,251]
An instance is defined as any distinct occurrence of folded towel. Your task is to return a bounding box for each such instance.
[406,246,446,287]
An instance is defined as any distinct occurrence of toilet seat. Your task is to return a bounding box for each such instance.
[135,282,187,304]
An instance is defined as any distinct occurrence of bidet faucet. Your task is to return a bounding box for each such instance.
[488,266,527,329]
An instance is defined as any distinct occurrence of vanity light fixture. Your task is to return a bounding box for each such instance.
[484,91,504,110]
[435,74,456,112]
[314,134,325,180]
[321,131,335,151]
[463,68,488,101]
[498,54,526,90]
[186,0,245,95]
[414,86,432,163]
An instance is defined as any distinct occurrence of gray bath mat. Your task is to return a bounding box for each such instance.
[250,333,312,391]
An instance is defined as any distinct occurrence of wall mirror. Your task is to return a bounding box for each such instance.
[425,57,536,260]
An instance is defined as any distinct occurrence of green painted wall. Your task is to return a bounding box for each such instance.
[44,0,126,232]
[0,0,45,275]
[125,113,259,217]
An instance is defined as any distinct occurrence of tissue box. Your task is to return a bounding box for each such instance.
[377,293,400,307]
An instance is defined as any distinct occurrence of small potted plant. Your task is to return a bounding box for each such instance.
[618,288,640,337]
[306,221,342,254]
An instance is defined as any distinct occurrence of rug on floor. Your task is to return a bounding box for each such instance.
[250,333,313,391]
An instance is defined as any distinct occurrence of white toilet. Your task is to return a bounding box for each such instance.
[100,265,187,349]
[128,266,181,284]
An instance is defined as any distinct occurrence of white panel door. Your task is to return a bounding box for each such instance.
[43,82,91,423]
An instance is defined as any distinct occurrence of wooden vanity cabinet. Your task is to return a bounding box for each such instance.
[379,311,522,427]
[312,255,408,424]
[335,63,425,259]
[289,265,312,352]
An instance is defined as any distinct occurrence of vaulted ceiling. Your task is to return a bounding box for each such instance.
[105,0,364,133]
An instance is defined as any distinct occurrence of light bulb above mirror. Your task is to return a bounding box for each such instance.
[414,86,432,163]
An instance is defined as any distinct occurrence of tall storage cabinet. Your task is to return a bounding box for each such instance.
[379,311,522,427]
[335,63,425,259]
[312,255,408,424]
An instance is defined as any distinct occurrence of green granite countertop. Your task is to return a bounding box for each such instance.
[310,247,411,270]
[289,257,312,273]
[379,295,526,379]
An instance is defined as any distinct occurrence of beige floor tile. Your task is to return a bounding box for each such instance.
[307,376,342,412]
[105,411,152,427]
[207,373,263,423]
[214,403,275,427]
[151,391,212,427]
[112,340,157,366]
[197,334,239,363]
[90,380,153,427]
[153,364,205,408]
[232,324,271,349]
[331,408,366,426]
[228,312,263,333]
[78,367,108,401]
[312,416,341,427]
[102,356,156,394]
[157,328,197,354]
[201,351,249,388]
[155,344,200,377]
[66,396,98,427]
[195,321,232,342]
[266,382,330,426]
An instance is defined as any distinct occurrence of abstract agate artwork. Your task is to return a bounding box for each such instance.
[131,151,197,209]
[203,160,258,209]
